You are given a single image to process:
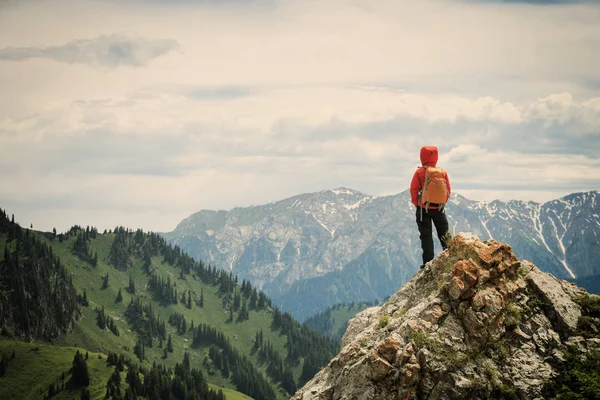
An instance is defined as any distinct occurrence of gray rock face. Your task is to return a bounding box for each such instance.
[525,266,584,337]
[163,189,599,320]
[292,234,600,400]
[342,307,381,349]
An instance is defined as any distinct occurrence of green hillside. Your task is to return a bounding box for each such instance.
[0,339,114,400]
[304,301,379,343]
[0,209,337,399]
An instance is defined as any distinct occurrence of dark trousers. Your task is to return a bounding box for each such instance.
[416,207,450,264]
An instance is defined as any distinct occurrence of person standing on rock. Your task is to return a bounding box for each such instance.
[410,145,452,269]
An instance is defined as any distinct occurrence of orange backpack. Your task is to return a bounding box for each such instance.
[420,167,448,208]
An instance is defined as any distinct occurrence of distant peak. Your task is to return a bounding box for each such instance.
[327,187,367,196]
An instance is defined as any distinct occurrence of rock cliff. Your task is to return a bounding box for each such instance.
[293,233,600,400]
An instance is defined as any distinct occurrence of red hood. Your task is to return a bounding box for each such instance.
[420,146,438,167]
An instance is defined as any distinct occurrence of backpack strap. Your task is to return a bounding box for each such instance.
[419,166,427,221]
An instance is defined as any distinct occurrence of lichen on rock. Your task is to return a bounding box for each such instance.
[292,233,600,400]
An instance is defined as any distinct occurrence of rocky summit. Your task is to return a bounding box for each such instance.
[292,233,600,400]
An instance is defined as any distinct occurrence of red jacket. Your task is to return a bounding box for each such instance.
[410,146,451,208]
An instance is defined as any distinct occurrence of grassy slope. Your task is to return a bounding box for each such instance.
[0,339,116,400]
[306,302,375,342]
[209,385,254,400]
[327,304,371,338]
[42,232,293,399]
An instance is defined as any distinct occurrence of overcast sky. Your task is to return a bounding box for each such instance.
[1,0,599,233]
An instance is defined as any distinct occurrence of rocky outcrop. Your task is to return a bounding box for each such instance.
[292,233,600,400]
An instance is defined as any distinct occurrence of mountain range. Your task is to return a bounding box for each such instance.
[163,189,600,320]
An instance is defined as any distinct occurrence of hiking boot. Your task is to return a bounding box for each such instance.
[441,231,453,250]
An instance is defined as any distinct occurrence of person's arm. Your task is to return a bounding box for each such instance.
[445,170,451,201]
[410,169,422,207]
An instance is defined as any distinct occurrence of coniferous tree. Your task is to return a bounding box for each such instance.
[238,298,249,321]
[250,288,258,309]
[142,246,152,271]
[107,317,120,336]
[133,339,145,361]
[258,292,267,309]
[125,364,142,396]
[116,355,125,372]
[107,368,121,397]
[167,334,174,352]
[109,227,131,271]
[127,275,135,294]
[96,306,107,330]
[0,353,8,377]
[80,388,91,400]
[0,210,80,341]
[187,291,192,309]
[200,289,204,308]
[101,273,109,289]
[105,352,227,400]
[222,357,230,378]
[233,290,241,311]
[116,287,123,303]
[125,296,165,344]
[71,350,90,387]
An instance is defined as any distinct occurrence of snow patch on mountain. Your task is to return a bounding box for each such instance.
[163,189,599,319]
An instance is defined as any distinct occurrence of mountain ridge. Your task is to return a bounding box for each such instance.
[0,209,337,399]
[164,189,600,320]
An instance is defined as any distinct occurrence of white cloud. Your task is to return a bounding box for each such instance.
[0,0,599,232]
[0,33,178,67]
[0,86,568,138]
[441,145,600,188]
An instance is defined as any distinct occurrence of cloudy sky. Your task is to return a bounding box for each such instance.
[1,0,599,233]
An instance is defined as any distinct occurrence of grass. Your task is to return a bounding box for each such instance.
[378,315,389,329]
[504,303,522,329]
[573,294,600,339]
[305,302,376,343]
[326,303,374,340]
[576,316,600,338]
[0,338,115,400]
[547,347,600,399]
[409,330,429,351]
[34,231,291,399]
[409,330,470,371]
[575,294,600,318]
[209,384,254,400]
